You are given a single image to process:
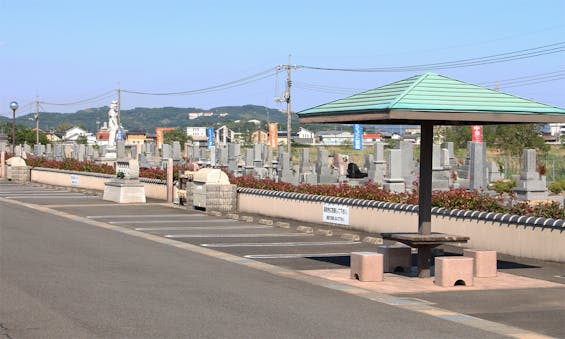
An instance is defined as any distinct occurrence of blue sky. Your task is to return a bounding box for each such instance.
[1,0,564,117]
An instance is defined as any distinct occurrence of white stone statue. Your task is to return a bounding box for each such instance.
[107,100,119,148]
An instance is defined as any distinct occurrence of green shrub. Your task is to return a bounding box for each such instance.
[492,179,516,194]
[548,180,565,194]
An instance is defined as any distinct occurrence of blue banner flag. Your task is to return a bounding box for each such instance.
[353,124,363,150]
[207,127,214,149]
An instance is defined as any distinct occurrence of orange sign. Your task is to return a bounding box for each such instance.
[471,125,483,142]
[156,127,175,149]
[268,123,278,149]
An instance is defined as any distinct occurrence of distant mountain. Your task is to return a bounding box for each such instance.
[8,104,295,133]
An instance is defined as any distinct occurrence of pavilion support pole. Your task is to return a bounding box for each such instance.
[417,122,434,277]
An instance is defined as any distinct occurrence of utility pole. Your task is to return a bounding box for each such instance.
[35,96,39,144]
[275,55,298,154]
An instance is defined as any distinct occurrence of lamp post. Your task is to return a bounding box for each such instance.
[10,101,18,153]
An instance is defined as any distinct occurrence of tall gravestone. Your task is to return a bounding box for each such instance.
[172,141,182,161]
[468,142,488,190]
[368,142,385,185]
[382,149,405,193]
[399,141,416,190]
[315,147,334,184]
[432,144,450,190]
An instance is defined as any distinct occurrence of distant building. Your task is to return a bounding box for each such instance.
[185,127,208,142]
[295,127,315,144]
[64,126,96,144]
[188,112,214,120]
[316,130,353,145]
[549,123,565,142]
[126,130,146,146]
[216,125,235,144]
[248,119,261,125]
[362,133,381,145]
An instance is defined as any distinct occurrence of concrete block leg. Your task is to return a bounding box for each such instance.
[434,257,474,287]
[350,252,383,282]
[463,249,497,277]
[376,245,411,273]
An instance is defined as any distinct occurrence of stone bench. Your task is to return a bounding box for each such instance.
[376,245,412,273]
[350,252,383,282]
[463,249,497,277]
[434,256,474,287]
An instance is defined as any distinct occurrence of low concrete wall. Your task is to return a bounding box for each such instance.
[30,168,167,200]
[237,188,565,262]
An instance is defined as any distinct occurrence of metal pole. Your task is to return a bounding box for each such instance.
[11,108,16,153]
[35,98,40,145]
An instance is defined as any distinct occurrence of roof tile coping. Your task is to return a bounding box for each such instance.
[237,187,564,229]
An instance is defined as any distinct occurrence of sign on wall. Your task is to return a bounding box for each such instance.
[70,174,79,186]
[322,203,350,225]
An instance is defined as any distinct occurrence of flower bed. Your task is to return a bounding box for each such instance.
[231,175,565,220]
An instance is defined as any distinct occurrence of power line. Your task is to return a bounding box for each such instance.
[122,67,277,96]
[299,42,565,72]
[40,90,116,106]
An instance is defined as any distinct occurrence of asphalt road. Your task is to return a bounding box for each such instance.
[0,182,507,338]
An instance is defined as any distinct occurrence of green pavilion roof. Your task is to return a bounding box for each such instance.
[297,73,565,125]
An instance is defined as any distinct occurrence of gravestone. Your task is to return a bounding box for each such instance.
[468,142,488,190]
[227,143,238,172]
[116,141,126,159]
[399,141,416,189]
[514,149,548,201]
[315,147,335,184]
[382,149,405,193]
[54,144,64,161]
[217,144,228,167]
[172,141,182,161]
[253,143,263,168]
[279,151,298,184]
[487,160,503,183]
[244,148,254,175]
[45,144,53,160]
[23,143,32,155]
[368,142,385,185]
[162,144,172,160]
[78,144,86,162]
[432,144,450,191]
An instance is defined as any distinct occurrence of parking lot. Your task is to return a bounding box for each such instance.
[0,182,379,271]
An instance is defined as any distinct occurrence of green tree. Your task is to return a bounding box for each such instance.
[163,128,190,148]
[76,135,88,145]
[444,124,547,156]
[14,125,50,145]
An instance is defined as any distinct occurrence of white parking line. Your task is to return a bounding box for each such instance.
[135,225,271,231]
[110,219,236,224]
[3,195,97,199]
[201,241,361,247]
[0,190,69,194]
[87,214,204,219]
[165,233,313,238]
[244,253,351,259]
